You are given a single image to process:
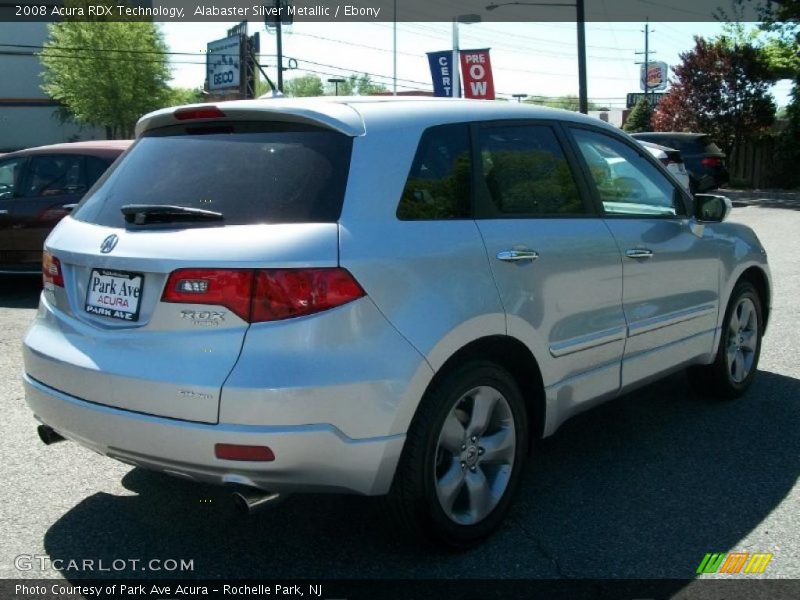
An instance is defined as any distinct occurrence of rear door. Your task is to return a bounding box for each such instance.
[567,126,719,389]
[474,121,626,418]
[26,121,352,423]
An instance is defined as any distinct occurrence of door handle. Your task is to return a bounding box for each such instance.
[625,248,654,259]
[497,249,539,262]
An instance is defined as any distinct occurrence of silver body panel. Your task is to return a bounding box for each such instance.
[23,98,771,495]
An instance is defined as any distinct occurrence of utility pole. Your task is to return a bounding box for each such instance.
[576,0,588,114]
[635,19,655,106]
[275,0,284,92]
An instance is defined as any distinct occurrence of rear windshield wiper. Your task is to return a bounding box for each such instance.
[121,204,224,225]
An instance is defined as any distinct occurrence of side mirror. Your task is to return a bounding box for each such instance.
[694,194,732,223]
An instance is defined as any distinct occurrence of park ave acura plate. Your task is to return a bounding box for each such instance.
[85,269,143,321]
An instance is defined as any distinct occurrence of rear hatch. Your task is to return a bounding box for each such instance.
[26,109,354,423]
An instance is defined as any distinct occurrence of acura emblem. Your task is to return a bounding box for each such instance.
[100,234,118,254]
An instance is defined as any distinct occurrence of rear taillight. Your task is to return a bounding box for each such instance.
[162,269,254,320]
[37,207,71,222]
[701,157,723,167]
[161,268,365,323]
[251,268,365,322]
[42,251,63,287]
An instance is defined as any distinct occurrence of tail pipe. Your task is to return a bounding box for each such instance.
[37,424,66,445]
[232,487,284,516]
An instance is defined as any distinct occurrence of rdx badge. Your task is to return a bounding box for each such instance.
[180,310,226,324]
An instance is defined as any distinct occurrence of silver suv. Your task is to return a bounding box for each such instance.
[23,98,771,546]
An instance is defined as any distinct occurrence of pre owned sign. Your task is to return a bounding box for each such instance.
[460,49,495,100]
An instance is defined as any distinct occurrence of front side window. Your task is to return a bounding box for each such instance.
[477,124,586,216]
[0,157,25,200]
[571,128,684,217]
[396,124,472,220]
[24,155,84,197]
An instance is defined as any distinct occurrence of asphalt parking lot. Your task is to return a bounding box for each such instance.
[1,201,798,584]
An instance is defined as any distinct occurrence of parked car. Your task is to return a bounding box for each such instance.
[630,132,728,192]
[0,140,131,273]
[637,140,691,191]
[23,99,770,547]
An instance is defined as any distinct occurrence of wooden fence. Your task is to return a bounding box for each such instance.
[729,136,777,189]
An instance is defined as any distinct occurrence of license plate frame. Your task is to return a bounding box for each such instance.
[85,269,144,322]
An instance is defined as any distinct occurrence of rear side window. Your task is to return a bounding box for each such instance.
[73,122,353,227]
[477,124,586,216]
[396,124,471,220]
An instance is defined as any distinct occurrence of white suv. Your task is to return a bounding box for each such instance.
[23,98,770,546]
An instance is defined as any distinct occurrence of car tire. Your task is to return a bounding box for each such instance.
[388,360,529,548]
[687,280,763,399]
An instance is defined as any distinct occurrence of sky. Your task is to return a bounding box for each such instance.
[161,20,794,110]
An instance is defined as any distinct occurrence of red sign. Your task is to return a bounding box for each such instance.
[459,49,495,100]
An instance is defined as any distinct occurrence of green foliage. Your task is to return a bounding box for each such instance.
[652,36,775,156]
[760,0,800,187]
[167,87,204,106]
[283,74,324,97]
[623,97,654,133]
[325,73,388,96]
[524,95,598,112]
[40,4,173,138]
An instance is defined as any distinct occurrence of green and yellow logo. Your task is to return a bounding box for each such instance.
[697,552,773,574]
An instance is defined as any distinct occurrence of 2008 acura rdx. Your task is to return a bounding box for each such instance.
[23,97,770,546]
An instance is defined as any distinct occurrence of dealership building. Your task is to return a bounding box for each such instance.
[0,22,104,152]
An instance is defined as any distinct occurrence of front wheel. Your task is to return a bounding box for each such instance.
[388,361,529,547]
[688,280,763,398]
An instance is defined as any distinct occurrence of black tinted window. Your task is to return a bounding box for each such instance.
[85,156,112,188]
[0,157,25,200]
[478,124,585,216]
[397,124,471,220]
[24,155,84,197]
[73,122,353,227]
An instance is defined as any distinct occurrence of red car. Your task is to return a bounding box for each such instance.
[0,140,131,273]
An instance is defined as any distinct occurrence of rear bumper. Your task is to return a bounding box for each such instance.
[24,373,404,495]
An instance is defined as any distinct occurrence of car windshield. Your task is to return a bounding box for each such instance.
[72,122,353,227]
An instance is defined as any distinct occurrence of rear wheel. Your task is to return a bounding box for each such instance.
[388,360,528,547]
[688,280,763,398]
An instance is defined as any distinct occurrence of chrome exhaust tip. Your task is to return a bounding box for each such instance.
[232,488,283,516]
[37,424,66,445]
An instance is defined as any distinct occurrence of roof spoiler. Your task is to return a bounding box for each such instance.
[135,100,366,138]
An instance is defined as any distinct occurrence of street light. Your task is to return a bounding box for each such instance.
[512,93,528,103]
[486,1,588,114]
[327,78,345,95]
[453,14,482,98]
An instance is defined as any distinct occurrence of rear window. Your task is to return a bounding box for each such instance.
[73,122,353,227]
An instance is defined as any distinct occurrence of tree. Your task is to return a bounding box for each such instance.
[167,87,204,106]
[283,74,324,97]
[623,97,654,132]
[761,0,800,187]
[651,36,776,157]
[40,7,172,138]
[325,73,387,96]
[524,95,597,111]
